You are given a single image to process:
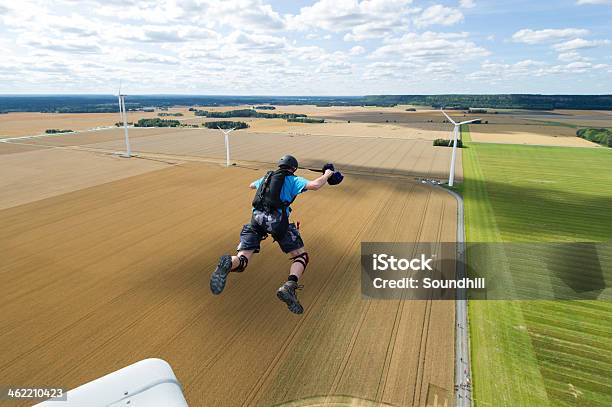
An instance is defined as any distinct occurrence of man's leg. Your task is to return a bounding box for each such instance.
[276,224,308,314]
[230,250,254,271]
[287,247,307,281]
[210,249,255,295]
[210,223,261,295]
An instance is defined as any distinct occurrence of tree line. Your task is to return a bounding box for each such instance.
[45,129,74,134]
[117,118,249,130]
[134,118,180,127]
[577,128,612,147]
[193,108,308,120]
[203,121,249,129]
[362,94,612,110]
[287,117,325,123]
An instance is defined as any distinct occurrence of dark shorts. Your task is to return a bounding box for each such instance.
[237,210,304,254]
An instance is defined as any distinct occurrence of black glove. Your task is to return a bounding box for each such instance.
[327,171,344,185]
[322,163,335,172]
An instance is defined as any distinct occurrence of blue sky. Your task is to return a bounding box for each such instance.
[0,0,611,95]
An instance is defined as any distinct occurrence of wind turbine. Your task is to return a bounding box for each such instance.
[117,82,132,158]
[217,126,236,167]
[441,109,480,187]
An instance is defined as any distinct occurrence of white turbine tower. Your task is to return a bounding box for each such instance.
[117,83,132,158]
[441,109,480,187]
[217,126,236,167]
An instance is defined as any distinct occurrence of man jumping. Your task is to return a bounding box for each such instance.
[209,154,342,314]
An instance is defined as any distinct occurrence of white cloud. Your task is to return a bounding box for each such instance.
[289,45,328,61]
[371,31,488,61]
[576,0,612,4]
[94,1,187,24]
[287,0,415,41]
[550,61,595,73]
[552,38,611,52]
[22,36,102,54]
[557,51,589,62]
[424,61,458,75]
[349,45,366,55]
[0,0,609,94]
[414,5,464,28]
[468,58,609,81]
[119,26,207,43]
[315,59,352,75]
[212,0,286,31]
[94,0,286,31]
[304,33,333,40]
[363,61,416,80]
[229,31,288,53]
[467,60,544,81]
[512,28,589,44]
[343,20,400,41]
[125,53,180,65]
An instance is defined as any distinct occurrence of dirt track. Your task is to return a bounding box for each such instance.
[0,160,456,406]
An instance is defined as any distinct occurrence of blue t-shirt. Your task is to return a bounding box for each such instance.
[253,174,309,215]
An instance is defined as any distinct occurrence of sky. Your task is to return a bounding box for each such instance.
[0,0,611,95]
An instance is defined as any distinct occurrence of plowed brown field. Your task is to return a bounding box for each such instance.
[468,124,598,147]
[21,127,462,181]
[0,146,171,209]
[1,145,456,406]
[0,109,190,138]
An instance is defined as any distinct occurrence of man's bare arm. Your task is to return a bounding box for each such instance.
[305,169,334,191]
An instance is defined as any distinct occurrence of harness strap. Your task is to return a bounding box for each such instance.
[291,252,309,271]
[232,254,249,272]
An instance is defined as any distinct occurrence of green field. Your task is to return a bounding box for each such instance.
[460,127,612,406]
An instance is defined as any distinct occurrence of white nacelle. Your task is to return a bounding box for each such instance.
[35,358,188,407]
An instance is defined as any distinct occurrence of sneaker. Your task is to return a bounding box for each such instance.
[210,255,232,295]
[276,281,304,314]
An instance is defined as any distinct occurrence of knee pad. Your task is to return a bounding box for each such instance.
[291,252,309,271]
[233,254,249,272]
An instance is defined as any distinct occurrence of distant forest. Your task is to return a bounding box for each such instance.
[203,121,249,130]
[134,118,180,127]
[0,94,611,113]
[361,94,612,110]
[193,108,307,119]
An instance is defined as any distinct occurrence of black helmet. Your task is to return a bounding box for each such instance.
[278,154,298,170]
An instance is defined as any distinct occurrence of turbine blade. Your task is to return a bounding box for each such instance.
[441,109,457,125]
[459,118,482,125]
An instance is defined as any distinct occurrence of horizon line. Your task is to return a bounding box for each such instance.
[1,93,611,97]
